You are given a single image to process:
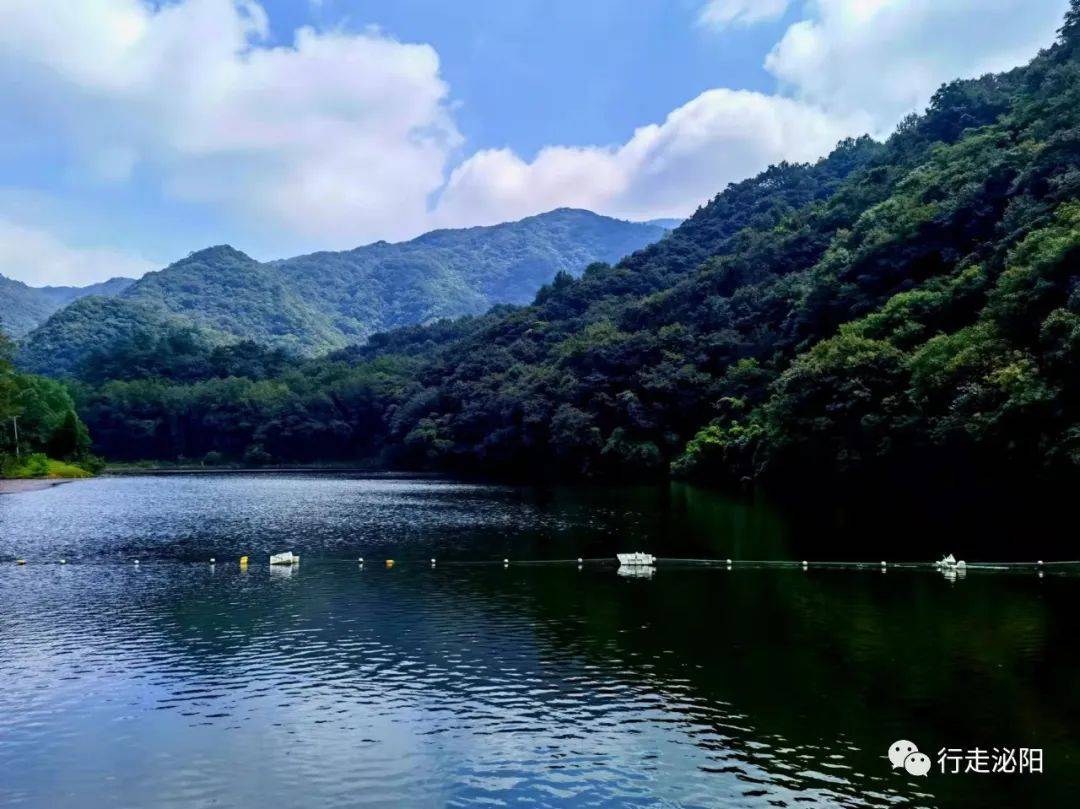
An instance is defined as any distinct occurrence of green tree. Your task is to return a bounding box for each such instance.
[46,409,90,460]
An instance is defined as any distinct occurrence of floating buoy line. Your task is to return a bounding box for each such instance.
[4,553,1080,575]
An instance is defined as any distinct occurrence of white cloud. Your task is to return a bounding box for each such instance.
[0,218,154,286]
[765,0,1070,133]
[433,89,866,227]
[0,0,460,248]
[698,0,790,30]
[0,0,1071,274]
[439,0,1069,227]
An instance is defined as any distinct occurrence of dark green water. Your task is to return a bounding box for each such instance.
[1,475,1077,807]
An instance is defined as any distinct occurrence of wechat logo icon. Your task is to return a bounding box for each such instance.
[889,740,931,776]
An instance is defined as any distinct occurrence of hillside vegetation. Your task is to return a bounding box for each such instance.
[55,5,1080,492]
[19,210,668,374]
[0,274,132,338]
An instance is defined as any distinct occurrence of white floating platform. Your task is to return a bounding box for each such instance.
[617,552,656,567]
[269,551,300,566]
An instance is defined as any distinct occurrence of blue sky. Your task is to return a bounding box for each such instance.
[289,0,784,156]
[0,0,1070,284]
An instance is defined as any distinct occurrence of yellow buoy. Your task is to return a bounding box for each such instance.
[239,555,249,565]
[386,559,395,568]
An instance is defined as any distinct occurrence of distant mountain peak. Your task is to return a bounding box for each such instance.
[180,244,256,265]
[528,207,600,218]
[639,217,684,230]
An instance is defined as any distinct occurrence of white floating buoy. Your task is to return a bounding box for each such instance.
[577,557,583,564]
[726,558,732,567]
[358,557,364,564]
[1037,560,1044,567]
[503,558,509,567]
[881,561,887,568]
[133,559,140,565]
[60,559,67,565]
[802,561,809,569]
[431,558,436,567]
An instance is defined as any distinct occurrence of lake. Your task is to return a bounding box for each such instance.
[1,474,1078,807]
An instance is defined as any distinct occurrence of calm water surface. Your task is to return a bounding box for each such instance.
[1,475,1078,807]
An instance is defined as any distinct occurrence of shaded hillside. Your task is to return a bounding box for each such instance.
[0,274,133,338]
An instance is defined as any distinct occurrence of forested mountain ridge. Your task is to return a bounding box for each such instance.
[272,208,674,343]
[0,274,133,338]
[70,4,1080,490]
[19,210,668,375]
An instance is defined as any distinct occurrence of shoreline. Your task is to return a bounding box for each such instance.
[0,478,82,495]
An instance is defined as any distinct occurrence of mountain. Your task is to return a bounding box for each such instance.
[271,208,671,344]
[69,2,1080,489]
[640,218,684,230]
[0,274,133,338]
[19,209,668,375]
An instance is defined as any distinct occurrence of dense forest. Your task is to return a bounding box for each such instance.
[25,4,1080,493]
[18,210,667,374]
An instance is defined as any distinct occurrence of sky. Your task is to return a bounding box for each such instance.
[0,0,1070,285]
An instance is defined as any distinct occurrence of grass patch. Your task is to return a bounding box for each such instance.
[1,454,94,479]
